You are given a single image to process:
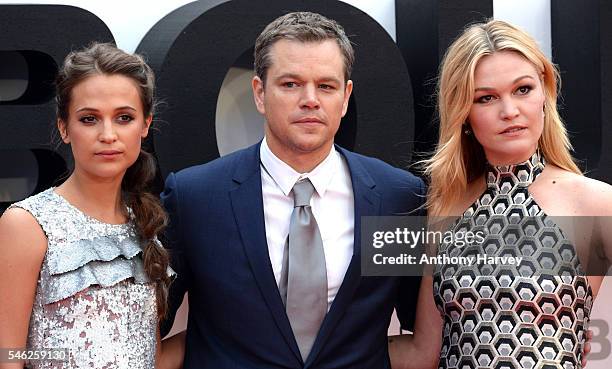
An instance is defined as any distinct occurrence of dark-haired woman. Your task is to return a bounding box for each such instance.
[0,43,183,369]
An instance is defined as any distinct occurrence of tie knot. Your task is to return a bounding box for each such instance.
[292,179,315,207]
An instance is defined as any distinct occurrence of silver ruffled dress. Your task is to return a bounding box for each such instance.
[10,188,158,369]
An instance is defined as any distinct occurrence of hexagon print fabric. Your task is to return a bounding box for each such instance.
[432,152,593,369]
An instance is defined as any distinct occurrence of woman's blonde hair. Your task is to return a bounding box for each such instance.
[424,19,581,216]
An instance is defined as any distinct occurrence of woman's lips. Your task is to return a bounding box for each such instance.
[500,126,527,136]
[95,150,122,158]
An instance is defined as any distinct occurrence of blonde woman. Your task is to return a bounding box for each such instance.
[391,20,612,369]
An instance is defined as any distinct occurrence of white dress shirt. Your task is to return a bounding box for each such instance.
[260,137,355,310]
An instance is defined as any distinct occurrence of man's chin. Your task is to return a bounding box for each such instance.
[291,139,333,155]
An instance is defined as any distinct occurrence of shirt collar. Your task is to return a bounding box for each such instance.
[260,137,339,197]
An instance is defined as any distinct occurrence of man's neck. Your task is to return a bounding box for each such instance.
[265,139,333,174]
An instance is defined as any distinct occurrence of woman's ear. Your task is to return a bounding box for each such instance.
[141,115,153,138]
[57,119,69,143]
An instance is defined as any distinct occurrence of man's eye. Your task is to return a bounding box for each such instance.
[284,82,296,88]
[319,84,333,90]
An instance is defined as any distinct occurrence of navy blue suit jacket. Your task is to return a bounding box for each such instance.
[160,142,426,369]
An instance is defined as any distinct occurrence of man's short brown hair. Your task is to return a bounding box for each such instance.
[254,12,354,84]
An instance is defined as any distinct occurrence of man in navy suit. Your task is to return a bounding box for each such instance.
[160,12,425,368]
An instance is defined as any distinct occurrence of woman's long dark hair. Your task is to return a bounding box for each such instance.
[55,42,171,318]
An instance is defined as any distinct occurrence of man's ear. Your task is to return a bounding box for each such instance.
[252,75,266,115]
[57,119,69,143]
[141,114,153,138]
[341,80,354,117]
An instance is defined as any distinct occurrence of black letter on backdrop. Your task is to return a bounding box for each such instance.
[395,0,493,165]
[602,0,612,182]
[552,0,611,182]
[0,5,114,205]
[137,0,415,177]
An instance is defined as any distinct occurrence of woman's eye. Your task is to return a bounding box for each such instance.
[79,116,97,124]
[476,95,494,103]
[117,114,134,123]
[516,85,533,95]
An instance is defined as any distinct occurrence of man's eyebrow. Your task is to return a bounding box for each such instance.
[275,73,301,81]
[274,74,342,85]
[318,76,343,85]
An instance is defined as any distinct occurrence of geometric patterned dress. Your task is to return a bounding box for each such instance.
[433,152,593,369]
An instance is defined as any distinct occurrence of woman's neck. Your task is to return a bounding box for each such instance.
[55,171,126,224]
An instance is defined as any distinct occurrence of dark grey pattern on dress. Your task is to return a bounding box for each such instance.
[433,152,593,369]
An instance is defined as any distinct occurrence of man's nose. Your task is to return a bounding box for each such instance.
[300,84,320,109]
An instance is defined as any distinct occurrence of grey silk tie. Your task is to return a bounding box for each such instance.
[279,178,327,361]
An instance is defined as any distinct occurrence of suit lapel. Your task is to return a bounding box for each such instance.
[305,147,381,367]
[229,143,302,363]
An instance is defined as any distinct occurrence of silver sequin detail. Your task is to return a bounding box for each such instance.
[9,188,158,369]
[433,152,593,369]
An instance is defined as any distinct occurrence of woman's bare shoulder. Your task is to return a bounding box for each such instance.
[543,166,612,215]
[579,175,612,216]
[0,207,47,258]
